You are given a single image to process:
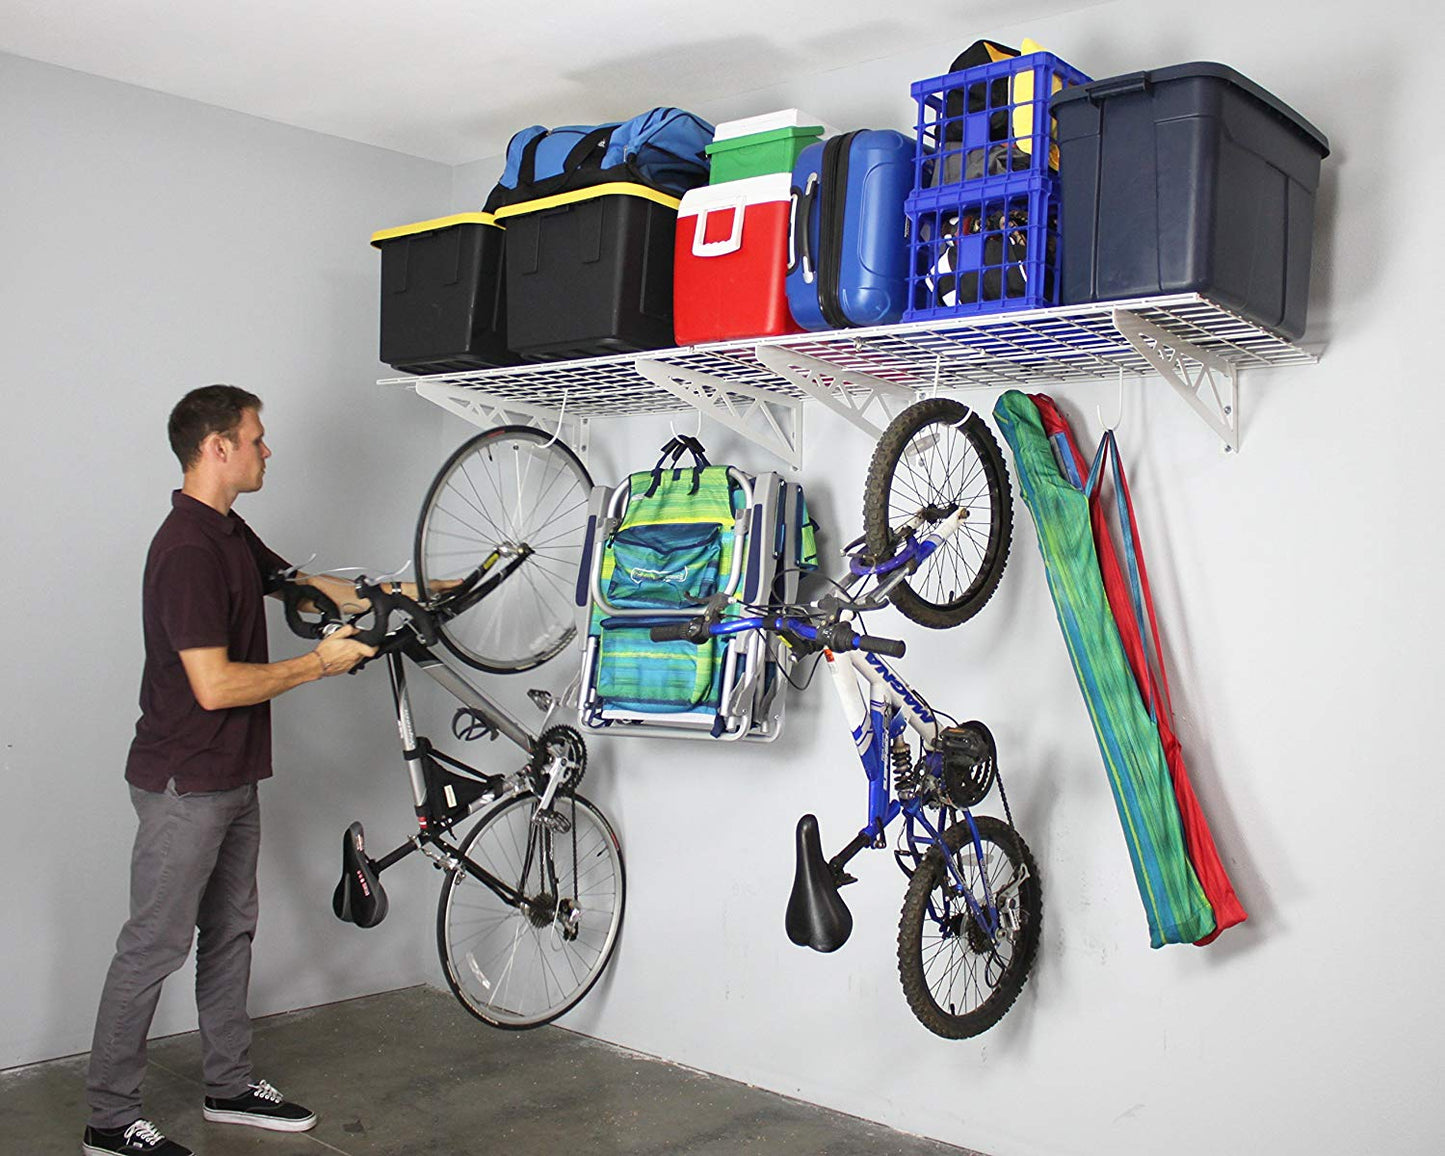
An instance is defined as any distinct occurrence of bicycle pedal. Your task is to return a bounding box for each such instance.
[527,689,554,713]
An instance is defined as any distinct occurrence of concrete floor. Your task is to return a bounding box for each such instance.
[3,986,984,1156]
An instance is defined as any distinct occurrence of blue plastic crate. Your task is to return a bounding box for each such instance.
[911,52,1090,194]
[904,174,1062,321]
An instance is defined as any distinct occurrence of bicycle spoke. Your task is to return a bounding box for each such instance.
[419,429,593,672]
[440,794,623,1029]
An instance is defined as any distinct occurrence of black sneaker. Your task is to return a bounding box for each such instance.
[82,1118,194,1156]
[202,1079,317,1132]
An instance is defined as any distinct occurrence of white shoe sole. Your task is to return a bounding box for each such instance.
[201,1106,317,1132]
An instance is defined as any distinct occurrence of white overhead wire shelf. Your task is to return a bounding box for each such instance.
[383,293,1318,461]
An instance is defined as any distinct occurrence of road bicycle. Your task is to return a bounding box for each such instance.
[648,399,1038,1038]
[278,425,624,1029]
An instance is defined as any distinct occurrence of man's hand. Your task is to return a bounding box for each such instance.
[314,624,378,677]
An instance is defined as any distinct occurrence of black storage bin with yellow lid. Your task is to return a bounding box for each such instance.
[1051,63,1329,339]
[370,213,518,374]
[496,183,680,361]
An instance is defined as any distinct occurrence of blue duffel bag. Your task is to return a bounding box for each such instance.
[485,108,715,211]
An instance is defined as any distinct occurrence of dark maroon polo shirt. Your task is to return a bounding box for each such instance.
[125,491,290,793]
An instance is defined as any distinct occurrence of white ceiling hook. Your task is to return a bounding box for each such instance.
[1098,368,1125,432]
[541,390,567,449]
[669,404,703,439]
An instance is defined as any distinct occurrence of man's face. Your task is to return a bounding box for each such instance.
[225,408,271,492]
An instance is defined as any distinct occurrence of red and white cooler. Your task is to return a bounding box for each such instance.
[673,173,803,345]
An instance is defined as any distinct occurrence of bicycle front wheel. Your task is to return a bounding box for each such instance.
[437,792,626,1029]
[415,426,592,673]
[863,397,1012,628]
[897,814,1041,1039]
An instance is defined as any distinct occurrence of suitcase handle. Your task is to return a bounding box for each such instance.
[691,200,746,257]
[789,173,819,284]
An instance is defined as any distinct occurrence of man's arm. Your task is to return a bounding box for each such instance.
[179,626,375,711]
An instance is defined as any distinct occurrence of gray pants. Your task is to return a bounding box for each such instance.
[86,781,261,1129]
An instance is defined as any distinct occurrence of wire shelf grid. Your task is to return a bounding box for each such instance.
[379,293,1316,418]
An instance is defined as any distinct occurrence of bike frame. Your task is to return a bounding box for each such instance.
[821,645,1001,937]
[708,511,1007,935]
[359,624,571,910]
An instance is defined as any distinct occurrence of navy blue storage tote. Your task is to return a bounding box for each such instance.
[785,130,913,330]
[1051,63,1329,339]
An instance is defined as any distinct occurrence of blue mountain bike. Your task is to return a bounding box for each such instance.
[651,400,1041,1039]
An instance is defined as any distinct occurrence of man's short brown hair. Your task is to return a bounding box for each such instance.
[168,385,263,470]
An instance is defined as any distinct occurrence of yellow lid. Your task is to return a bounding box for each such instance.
[492,182,681,221]
[370,212,500,246]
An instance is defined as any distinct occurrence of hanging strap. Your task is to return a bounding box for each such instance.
[1084,430,1175,728]
[643,436,711,498]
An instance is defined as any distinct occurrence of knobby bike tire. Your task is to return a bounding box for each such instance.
[896,814,1041,1039]
[863,398,1012,628]
[436,791,626,1029]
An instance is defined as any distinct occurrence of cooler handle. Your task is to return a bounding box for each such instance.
[692,200,746,257]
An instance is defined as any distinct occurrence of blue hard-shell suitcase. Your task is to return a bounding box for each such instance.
[786,130,913,330]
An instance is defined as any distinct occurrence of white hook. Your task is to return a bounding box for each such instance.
[1098,369,1125,432]
[669,405,703,439]
[541,391,567,449]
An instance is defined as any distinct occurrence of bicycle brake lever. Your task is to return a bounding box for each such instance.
[351,579,440,649]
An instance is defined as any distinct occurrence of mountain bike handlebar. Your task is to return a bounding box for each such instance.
[648,613,906,658]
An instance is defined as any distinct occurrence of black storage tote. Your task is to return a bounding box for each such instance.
[495,183,680,361]
[370,213,516,375]
[1051,63,1330,339]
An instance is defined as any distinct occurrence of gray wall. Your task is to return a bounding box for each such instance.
[7,1,1445,1152]
[0,53,461,1068]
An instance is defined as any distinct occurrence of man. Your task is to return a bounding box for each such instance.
[84,385,405,1156]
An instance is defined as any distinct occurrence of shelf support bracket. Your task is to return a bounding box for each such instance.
[753,347,917,441]
[412,380,591,461]
[1111,309,1239,453]
[633,360,803,470]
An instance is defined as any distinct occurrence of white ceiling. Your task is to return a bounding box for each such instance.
[1,0,1096,165]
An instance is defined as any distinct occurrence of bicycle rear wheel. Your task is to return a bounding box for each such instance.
[863,398,1012,628]
[437,792,625,1029]
[896,814,1041,1039]
[415,426,592,673]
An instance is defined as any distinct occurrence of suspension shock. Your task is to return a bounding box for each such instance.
[892,736,920,799]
